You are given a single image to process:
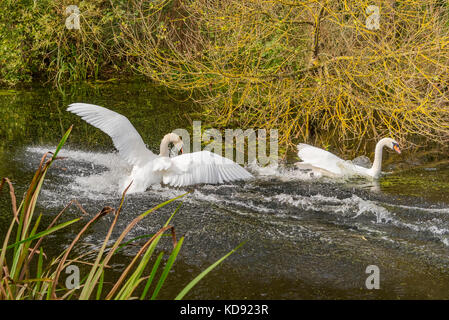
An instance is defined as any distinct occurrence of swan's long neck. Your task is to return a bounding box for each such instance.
[369,139,387,178]
[159,133,177,157]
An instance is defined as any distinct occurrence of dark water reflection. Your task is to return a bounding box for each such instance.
[1,81,449,299]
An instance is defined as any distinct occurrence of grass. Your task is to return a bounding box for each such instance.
[0,126,242,300]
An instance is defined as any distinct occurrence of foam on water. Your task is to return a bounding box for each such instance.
[25,146,131,203]
[23,145,449,247]
[26,146,130,170]
[248,160,320,180]
[270,192,449,245]
[191,190,276,214]
[270,193,393,222]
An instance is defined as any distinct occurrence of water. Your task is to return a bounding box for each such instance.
[1,82,449,299]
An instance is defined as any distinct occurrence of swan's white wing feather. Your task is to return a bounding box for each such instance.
[67,103,156,166]
[152,157,173,171]
[297,143,346,175]
[156,151,253,187]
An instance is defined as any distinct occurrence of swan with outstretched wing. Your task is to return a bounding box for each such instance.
[152,134,253,187]
[67,103,252,193]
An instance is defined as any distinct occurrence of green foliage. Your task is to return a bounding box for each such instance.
[0,0,128,86]
[118,0,449,153]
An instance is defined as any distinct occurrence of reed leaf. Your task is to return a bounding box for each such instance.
[175,241,246,300]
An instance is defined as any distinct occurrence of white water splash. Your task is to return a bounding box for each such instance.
[248,160,320,181]
[23,145,449,247]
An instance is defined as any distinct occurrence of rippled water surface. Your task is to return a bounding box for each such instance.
[1,82,449,299]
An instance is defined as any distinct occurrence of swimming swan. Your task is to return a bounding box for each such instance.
[67,103,252,193]
[296,138,401,179]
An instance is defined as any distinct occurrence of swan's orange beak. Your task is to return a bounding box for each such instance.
[180,147,183,154]
[393,144,401,154]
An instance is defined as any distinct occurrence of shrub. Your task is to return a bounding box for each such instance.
[0,0,127,86]
[118,0,449,154]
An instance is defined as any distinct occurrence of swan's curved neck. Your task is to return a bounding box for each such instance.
[370,139,388,178]
[160,134,177,157]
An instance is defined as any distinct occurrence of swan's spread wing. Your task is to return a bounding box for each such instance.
[67,103,156,166]
[156,151,253,187]
[152,156,173,172]
[297,143,346,175]
[337,160,371,177]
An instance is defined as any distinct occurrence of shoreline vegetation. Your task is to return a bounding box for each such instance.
[1,0,449,156]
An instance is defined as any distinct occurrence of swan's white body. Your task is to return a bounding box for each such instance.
[296,138,401,179]
[67,103,252,193]
[153,151,252,187]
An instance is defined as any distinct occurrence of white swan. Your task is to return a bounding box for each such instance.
[67,103,252,193]
[296,138,401,179]
[151,132,253,187]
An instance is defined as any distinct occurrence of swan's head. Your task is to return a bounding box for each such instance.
[170,133,184,154]
[161,133,184,157]
[382,138,401,154]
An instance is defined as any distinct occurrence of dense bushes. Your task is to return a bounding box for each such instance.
[0,0,127,86]
[2,0,449,154]
[118,0,449,153]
